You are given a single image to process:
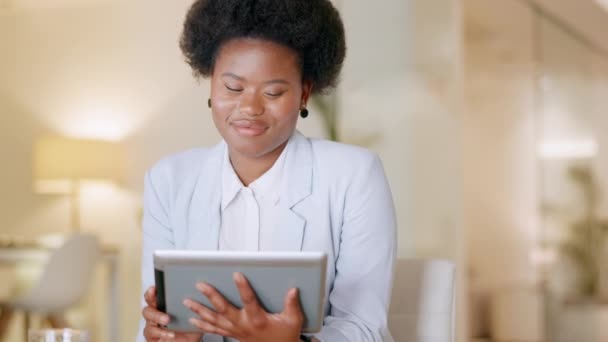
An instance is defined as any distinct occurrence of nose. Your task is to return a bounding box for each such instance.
[238,91,264,117]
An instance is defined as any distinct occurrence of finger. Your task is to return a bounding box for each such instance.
[144,323,175,340]
[283,288,304,320]
[189,318,232,337]
[183,298,221,325]
[142,306,171,326]
[144,286,157,307]
[196,282,235,316]
[185,298,242,337]
[233,272,263,316]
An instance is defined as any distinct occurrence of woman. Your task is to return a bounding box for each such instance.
[138,0,397,341]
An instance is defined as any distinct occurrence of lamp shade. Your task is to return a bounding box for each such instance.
[33,136,125,182]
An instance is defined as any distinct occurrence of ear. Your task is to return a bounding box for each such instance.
[301,80,313,107]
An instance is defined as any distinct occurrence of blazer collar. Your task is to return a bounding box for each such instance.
[272,131,312,251]
[186,131,313,251]
[281,131,313,208]
[186,140,225,251]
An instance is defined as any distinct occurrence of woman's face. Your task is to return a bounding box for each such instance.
[210,38,311,160]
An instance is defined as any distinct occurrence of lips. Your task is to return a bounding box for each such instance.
[230,119,268,137]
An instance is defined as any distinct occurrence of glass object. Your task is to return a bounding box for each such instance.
[28,329,89,342]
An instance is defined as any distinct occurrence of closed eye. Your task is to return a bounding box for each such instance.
[225,85,243,92]
[265,92,284,98]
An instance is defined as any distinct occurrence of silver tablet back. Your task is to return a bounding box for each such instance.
[154,251,327,333]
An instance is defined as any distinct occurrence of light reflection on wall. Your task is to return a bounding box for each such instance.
[537,139,598,160]
[42,96,143,141]
[58,108,133,142]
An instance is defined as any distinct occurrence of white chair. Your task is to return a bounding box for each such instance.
[388,259,456,342]
[489,288,545,342]
[0,234,100,339]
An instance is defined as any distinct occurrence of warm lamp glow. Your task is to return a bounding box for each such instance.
[32,136,126,232]
[59,108,134,141]
[33,136,126,183]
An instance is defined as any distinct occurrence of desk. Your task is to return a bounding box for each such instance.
[0,238,120,342]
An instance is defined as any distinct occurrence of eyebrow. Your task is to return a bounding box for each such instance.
[221,72,290,85]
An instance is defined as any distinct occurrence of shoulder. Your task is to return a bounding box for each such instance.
[308,138,381,175]
[145,143,223,193]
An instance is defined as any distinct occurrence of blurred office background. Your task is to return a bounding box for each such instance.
[1,0,607,341]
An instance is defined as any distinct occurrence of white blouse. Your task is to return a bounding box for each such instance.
[218,143,287,252]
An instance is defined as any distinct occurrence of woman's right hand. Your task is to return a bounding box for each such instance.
[142,286,203,342]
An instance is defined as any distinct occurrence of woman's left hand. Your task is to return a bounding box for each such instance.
[183,272,303,342]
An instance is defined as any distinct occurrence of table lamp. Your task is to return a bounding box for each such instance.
[33,136,125,232]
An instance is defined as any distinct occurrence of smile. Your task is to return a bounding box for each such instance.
[230,119,269,137]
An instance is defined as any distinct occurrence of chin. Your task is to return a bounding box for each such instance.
[222,128,290,159]
[229,139,271,158]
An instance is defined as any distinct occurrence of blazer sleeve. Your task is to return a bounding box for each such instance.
[136,167,176,342]
[313,154,397,342]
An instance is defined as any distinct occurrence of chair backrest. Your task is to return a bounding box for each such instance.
[388,259,456,342]
[28,234,101,312]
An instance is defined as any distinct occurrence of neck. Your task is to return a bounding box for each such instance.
[229,142,287,186]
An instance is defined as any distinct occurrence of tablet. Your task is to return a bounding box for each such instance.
[154,250,327,333]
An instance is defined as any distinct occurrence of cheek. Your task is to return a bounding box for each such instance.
[268,98,300,121]
[283,110,299,126]
[272,112,299,137]
[270,108,298,129]
[211,98,237,123]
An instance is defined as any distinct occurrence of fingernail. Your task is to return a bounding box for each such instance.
[162,315,170,324]
[183,299,191,308]
[164,331,175,338]
[291,288,298,296]
[234,272,244,282]
[196,282,210,293]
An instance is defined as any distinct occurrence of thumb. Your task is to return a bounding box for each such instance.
[283,288,303,318]
[144,286,157,307]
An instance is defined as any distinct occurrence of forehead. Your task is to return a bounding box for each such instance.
[213,38,302,79]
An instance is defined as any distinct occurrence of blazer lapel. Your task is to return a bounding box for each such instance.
[186,141,224,251]
[271,132,313,251]
[184,133,313,252]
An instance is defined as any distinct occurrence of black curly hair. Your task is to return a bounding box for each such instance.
[180,0,346,94]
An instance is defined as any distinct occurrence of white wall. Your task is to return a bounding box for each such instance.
[592,52,608,298]
[592,52,608,216]
[532,0,608,53]
[462,1,541,338]
[463,0,539,292]
[339,1,466,340]
[0,14,13,93]
[0,8,19,309]
[339,0,463,259]
[1,1,216,340]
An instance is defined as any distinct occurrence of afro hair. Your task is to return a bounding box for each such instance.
[180,0,346,94]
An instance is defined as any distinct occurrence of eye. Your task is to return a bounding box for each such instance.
[225,84,243,92]
[265,92,284,98]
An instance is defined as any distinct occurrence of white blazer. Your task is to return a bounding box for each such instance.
[137,132,397,342]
